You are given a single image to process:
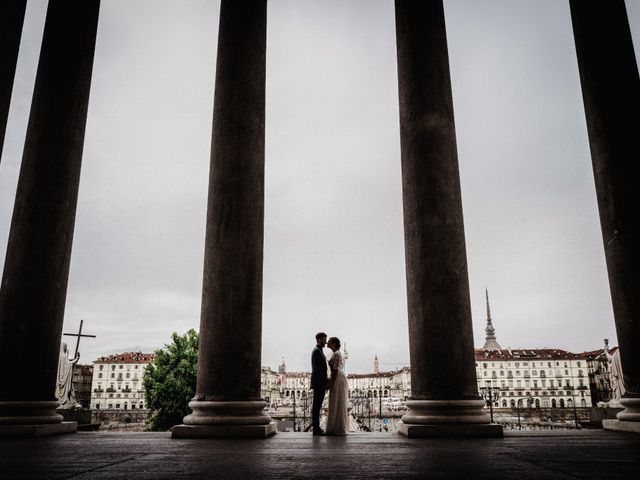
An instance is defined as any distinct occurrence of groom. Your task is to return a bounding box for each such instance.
[311,332,328,435]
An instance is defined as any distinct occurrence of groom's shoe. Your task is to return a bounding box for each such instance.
[312,428,325,436]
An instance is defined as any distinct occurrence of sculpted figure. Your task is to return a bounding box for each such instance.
[56,342,80,408]
[604,339,625,401]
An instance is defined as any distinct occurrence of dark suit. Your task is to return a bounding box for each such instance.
[311,344,328,430]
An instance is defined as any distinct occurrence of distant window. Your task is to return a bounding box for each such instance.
[95,404,100,409]
[98,373,102,378]
[99,365,103,371]
[119,365,123,369]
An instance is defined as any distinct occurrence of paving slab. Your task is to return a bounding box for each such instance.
[0,430,638,479]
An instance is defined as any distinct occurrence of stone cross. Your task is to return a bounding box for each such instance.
[63,319,96,357]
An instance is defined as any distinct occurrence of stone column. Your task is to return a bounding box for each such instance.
[0,0,100,436]
[570,1,640,433]
[0,0,28,159]
[172,0,274,439]
[394,0,501,437]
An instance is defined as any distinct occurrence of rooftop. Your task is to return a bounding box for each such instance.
[1,430,638,479]
[93,352,155,364]
[475,348,592,360]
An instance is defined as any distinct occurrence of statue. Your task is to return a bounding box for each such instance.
[56,342,80,408]
[604,338,625,406]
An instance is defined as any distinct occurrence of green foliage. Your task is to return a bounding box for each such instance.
[143,329,198,431]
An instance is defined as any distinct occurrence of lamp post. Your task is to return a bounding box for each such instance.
[569,362,580,429]
[302,392,307,431]
[480,386,501,424]
[379,392,383,432]
[292,391,296,432]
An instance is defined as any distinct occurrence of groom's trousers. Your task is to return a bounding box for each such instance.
[312,387,326,430]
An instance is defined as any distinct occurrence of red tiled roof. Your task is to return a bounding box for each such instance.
[474,348,590,360]
[94,352,155,364]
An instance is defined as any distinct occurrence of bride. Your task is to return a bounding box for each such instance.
[325,336,348,436]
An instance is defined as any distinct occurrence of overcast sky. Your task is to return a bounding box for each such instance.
[1,1,639,373]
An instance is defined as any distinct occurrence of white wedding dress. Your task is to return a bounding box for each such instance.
[325,350,348,435]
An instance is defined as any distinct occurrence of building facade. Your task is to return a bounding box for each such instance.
[584,347,618,405]
[475,348,592,409]
[260,367,280,404]
[476,293,592,410]
[72,364,94,409]
[90,352,155,410]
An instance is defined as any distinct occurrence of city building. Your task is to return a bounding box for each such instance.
[347,371,394,399]
[475,348,592,409]
[261,366,280,404]
[390,367,412,399]
[91,352,155,410]
[274,356,409,401]
[584,347,618,405]
[476,293,592,409]
[72,364,93,409]
[279,371,311,400]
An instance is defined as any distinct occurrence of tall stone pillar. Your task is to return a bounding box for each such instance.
[569,1,640,433]
[172,0,274,438]
[0,0,28,159]
[394,0,501,437]
[0,0,100,436]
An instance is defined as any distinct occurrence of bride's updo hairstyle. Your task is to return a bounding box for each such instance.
[329,337,341,349]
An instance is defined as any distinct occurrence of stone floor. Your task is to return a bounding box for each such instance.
[1,430,639,479]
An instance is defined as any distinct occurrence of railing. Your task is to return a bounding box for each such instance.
[106,387,116,393]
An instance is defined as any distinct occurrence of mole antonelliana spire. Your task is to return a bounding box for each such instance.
[483,288,502,350]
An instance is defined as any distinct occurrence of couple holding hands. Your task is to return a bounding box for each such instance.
[310,332,348,436]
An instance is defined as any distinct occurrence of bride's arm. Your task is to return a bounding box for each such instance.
[327,357,338,389]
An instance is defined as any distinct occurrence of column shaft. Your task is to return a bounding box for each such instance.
[570,1,640,399]
[0,0,27,159]
[0,0,100,418]
[395,0,478,401]
[195,0,267,402]
[174,0,274,438]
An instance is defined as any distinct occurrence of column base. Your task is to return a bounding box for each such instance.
[0,421,77,437]
[397,421,503,438]
[616,397,640,422]
[172,422,276,438]
[173,400,275,438]
[398,399,503,437]
[0,401,63,425]
[602,419,640,433]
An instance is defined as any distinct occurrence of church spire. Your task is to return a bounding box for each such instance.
[483,288,501,350]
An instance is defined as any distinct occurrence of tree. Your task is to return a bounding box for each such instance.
[143,329,198,431]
